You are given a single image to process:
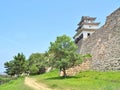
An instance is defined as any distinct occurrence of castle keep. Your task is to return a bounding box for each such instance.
[74,16,100,44]
[73,16,100,53]
[73,7,120,71]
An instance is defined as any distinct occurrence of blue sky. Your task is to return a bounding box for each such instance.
[0,0,120,73]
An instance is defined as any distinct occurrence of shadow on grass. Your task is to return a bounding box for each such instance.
[45,76,80,80]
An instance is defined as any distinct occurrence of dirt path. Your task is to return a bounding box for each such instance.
[24,77,52,90]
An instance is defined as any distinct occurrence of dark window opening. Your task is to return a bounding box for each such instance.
[75,34,83,44]
[87,33,90,36]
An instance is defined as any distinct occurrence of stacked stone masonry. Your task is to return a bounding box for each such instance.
[66,59,91,76]
[67,8,120,76]
[79,7,120,71]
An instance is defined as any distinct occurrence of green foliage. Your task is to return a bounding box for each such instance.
[4,53,27,76]
[83,54,92,58]
[33,70,120,90]
[29,64,39,75]
[4,61,16,76]
[13,53,26,75]
[0,77,33,90]
[0,76,12,85]
[28,53,47,75]
[48,35,83,77]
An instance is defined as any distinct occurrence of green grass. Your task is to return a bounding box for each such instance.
[0,77,33,90]
[33,70,120,90]
[0,71,120,90]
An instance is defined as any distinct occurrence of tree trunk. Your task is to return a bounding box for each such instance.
[63,67,67,77]
[59,67,63,76]
[59,67,67,77]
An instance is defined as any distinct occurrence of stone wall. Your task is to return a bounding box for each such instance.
[78,7,120,71]
[66,59,91,76]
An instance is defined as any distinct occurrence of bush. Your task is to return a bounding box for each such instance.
[29,65,39,75]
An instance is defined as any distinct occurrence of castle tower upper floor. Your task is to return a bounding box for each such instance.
[74,16,100,44]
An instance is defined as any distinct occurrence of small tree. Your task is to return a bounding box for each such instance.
[48,35,83,77]
[28,53,47,75]
[4,61,15,76]
[4,53,27,77]
[13,53,26,76]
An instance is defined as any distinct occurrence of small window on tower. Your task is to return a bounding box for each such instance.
[87,33,90,36]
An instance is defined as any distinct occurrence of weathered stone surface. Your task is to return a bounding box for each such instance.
[66,59,91,76]
[78,7,120,71]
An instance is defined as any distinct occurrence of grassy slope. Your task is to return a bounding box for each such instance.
[0,77,33,90]
[33,70,120,90]
[0,71,120,90]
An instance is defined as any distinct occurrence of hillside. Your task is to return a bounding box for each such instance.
[0,71,120,90]
[78,7,120,71]
[32,70,120,90]
[0,77,33,90]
